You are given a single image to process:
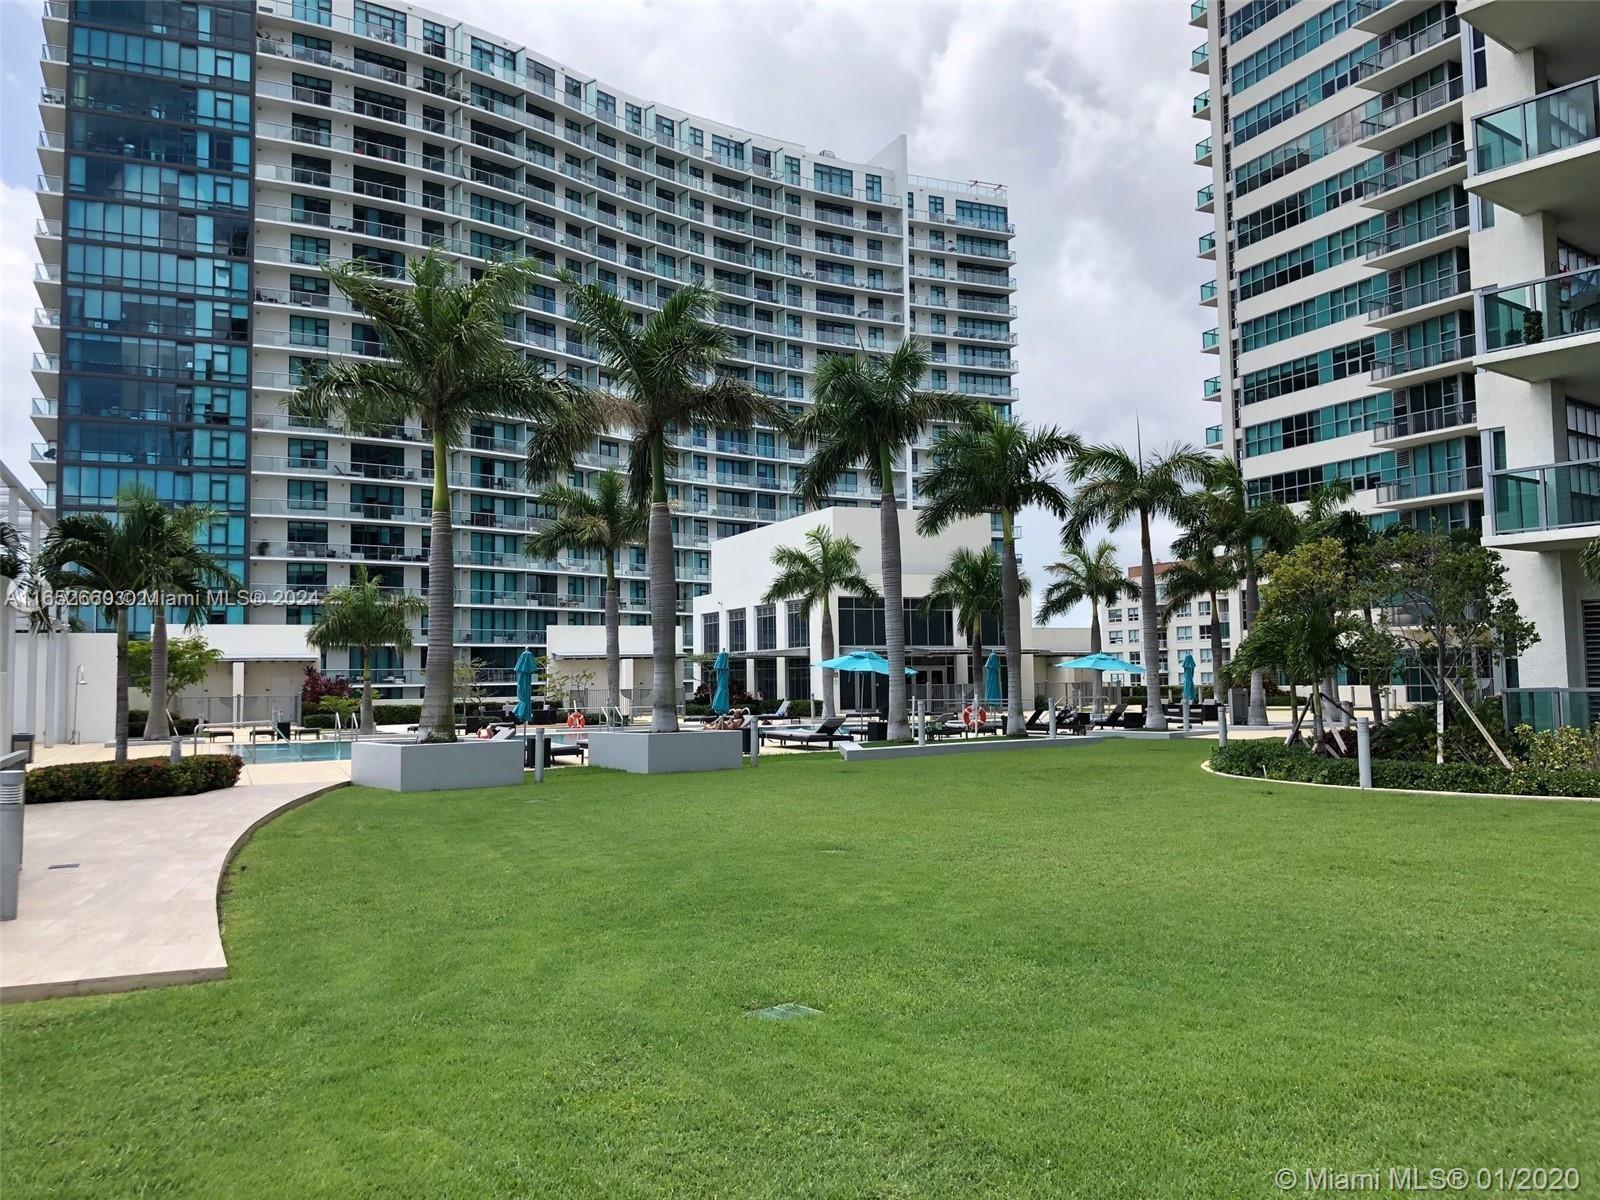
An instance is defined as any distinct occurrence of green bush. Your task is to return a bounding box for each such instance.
[1210,740,1600,797]
[25,755,245,804]
[1518,724,1600,772]
[1370,699,1523,766]
[125,710,200,736]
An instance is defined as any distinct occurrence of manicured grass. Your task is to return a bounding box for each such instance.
[3,742,1598,1197]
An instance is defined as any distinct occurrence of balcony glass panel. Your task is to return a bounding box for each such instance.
[1200,280,1217,303]
[1203,375,1221,398]
[1194,136,1212,162]
[1480,266,1600,352]
[1473,78,1600,173]
[1198,232,1216,255]
[1201,327,1219,350]
[1192,43,1209,69]
[1190,0,1206,20]
[1491,460,1600,533]
[1192,90,1210,116]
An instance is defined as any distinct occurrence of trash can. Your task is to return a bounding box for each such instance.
[10,734,35,764]
[0,768,24,922]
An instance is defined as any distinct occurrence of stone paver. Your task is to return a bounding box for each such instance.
[0,781,340,1003]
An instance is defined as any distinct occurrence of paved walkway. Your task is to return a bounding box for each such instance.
[0,781,339,1003]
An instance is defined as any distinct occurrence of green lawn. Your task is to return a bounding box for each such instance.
[4,741,1598,1198]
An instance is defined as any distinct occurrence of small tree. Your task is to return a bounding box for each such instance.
[1376,529,1537,764]
[924,546,1027,698]
[129,635,223,707]
[305,566,426,735]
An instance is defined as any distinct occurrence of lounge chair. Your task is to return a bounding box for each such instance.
[759,715,851,748]
[1022,705,1050,732]
[1092,703,1127,729]
[1064,711,1092,736]
[525,736,586,767]
[756,699,792,723]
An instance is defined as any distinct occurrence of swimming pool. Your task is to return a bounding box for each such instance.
[229,740,354,763]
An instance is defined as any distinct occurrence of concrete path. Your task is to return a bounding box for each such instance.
[0,781,340,1003]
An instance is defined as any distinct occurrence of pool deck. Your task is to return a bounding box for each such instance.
[0,780,341,1004]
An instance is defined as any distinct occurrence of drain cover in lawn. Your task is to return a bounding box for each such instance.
[748,1002,823,1021]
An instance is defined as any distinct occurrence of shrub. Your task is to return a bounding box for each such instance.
[1518,724,1600,772]
[24,755,244,804]
[1371,699,1522,766]
[125,711,200,736]
[1210,740,1600,797]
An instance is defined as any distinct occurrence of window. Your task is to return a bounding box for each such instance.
[701,612,719,654]
[293,0,332,26]
[353,0,405,43]
[756,604,777,651]
[728,607,747,653]
[786,600,806,648]
[1176,626,1194,642]
[814,164,853,196]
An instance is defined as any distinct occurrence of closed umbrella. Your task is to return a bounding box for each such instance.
[1181,652,1197,704]
[712,649,731,715]
[513,647,538,724]
[982,650,1003,705]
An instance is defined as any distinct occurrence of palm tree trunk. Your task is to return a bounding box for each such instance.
[360,659,376,736]
[999,510,1024,736]
[878,447,909,740]
[1139,510,1167,731]
[648,437,678,732]
[819,595,836,720]
[1245,564,1268,726]
[114,608,129,763]
[604,552,621,712]
[1208,590,1224,705]
[1088,600,1103,717]
[1363,602,1383,727]
[419,428,456,742]
[1310,677,1326,751]
[144,603,170,739]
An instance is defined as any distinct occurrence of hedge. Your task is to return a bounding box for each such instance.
[125,711,201,736]
[25,755,244,804]
[1209,741,1600,798]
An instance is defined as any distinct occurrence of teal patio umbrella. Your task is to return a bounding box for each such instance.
[982,650,1003,705]
[512,647,538,724]
[1053,652,1144,718]
[815,650,918,677]
[711,650,731,714]
[1181,652,1198,705]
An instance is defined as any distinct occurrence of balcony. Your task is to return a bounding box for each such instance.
[1371,399,1476,449]
[1370,333,1476,387]
[1360,140,1467,211]
[1192,90,1211,120]
[1196,183,1214,213]
[1469,78,1600,222]
[1199,279,1218,307]
[1198,231,1216,259]
[1358,76,1465,153]
[1189,0,1206,27]
[1367,268,1473,328]
[1489,459,1600,547]
[1375,464,1482,506]
[1194,136,1212,166]
[1362,204,1470,270]
[1353,0,1438,34]
[1503,688,1600,733]
[1201,327,1220,353]
[1478,266,1600,384]
[1355,13,1460,93]
[1203,375,1221,401]
[1191,42,1209,73]
[30,442,57,481]
[1457,1,1600,84]
[1205,425,1223,449]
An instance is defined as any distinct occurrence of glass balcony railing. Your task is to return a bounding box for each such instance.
[1194,136,1212,163]
[1371,269,1471,318]
[1193,89,1211,116]
[1200,280,1218,303]
[1192,42,1209,70]
[1203,375,1221,399]
[1196,183,1214,208]
[1198,232,1216,256]
[1362,141,1465,199]
[1473,77,1600,173]
[1491,460,1600,534]
[1205,425,1223,448]
[1371,333,1476,380]
[1480,266,1600,353]
[1376,464,1482,504]
[1360,76,1464,139]
[1362,204,1469,260]
[1359,13,1458,79]
[1190,0,1207,22]
[1504,688,1600,732]
[1201,327,1220,351]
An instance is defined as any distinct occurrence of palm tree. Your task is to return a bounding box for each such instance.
[526,469,647,714]
[38,489,167,762]
[1232,599,1359,752]
[1582,537,1600,585]
[305,566,427,735]
[0,521,24,584]
[794,342,979,739]
[139,498,239,740]
[1155,555,1237,706]
[1037,537,1138,716]
[916,408,1077,734]
[924,545,1030,700]
[761,526,877,719]
[1200,460,1298,725]
[562,279,790,733]
[1065,442,1215,731]
[291,250,597,742]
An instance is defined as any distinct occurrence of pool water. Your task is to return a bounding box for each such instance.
[229,740,353,763]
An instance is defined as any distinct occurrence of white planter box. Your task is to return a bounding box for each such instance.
[351,739,525,793]
[588,730,743,774]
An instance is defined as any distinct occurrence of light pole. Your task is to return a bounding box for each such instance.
[70,665,86,744]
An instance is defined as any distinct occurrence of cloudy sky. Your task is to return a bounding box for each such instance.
[0,0,1209,619]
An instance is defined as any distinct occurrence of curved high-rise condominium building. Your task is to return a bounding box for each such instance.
[1193,0,1600,723]
[31,0,1016,698]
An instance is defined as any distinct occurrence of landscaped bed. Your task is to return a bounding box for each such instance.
[3,741,1597,1196]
